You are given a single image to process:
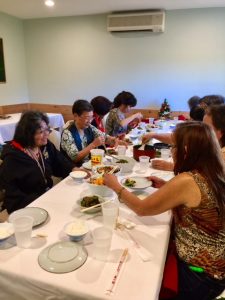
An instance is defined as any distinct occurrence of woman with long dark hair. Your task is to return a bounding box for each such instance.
[0,111,75,213]
[104,121,225,300]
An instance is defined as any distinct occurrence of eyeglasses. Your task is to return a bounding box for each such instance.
[36,127,52,135]
[79,115,94,121]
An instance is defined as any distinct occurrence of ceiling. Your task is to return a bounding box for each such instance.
[0,0,225,19]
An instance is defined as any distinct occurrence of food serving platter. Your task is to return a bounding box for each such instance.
[8,207,49,228]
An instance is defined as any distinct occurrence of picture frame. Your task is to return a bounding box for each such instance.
[0,38,6,83]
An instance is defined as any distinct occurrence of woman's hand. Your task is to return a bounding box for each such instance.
[151,159,174,171]
[148,176,166,188]
[103,173,121,191]
[142,133,155,144]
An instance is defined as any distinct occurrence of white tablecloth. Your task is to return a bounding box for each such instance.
[0,113,65,143]
[0,162,173,300]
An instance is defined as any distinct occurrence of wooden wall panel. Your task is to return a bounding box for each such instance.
[0,102,189,122]
[128,108,189,119]
[30,103,73,122]
[1,103,29,114]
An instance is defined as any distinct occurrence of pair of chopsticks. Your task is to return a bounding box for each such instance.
[97,165,119,178]
[80,199,111,213]
[106,248,129,296]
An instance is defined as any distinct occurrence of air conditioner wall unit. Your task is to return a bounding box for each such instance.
[107,11,165,33]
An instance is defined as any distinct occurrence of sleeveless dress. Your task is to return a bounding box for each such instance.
[173,171,225,280]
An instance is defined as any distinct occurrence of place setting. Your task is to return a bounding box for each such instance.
[8,207,49,228]
[121,177,152,190]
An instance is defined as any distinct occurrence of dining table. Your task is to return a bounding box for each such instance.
[0,152,174,300]
[0,112,65,143]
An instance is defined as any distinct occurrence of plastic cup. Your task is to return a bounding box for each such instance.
[12,216,33,248]
[138,155,150,173]
[117,145,126,156]
[92,226,112,261]
[90,149,104,166]
[149,117,154,124]
[102,201,119,230]
[160,148,170,159]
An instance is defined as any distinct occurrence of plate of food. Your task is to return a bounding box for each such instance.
[93,164,120,175]
[113,156,135,173]
[121,177,152,190]
[106,148,118,155]
[78,194,105,214]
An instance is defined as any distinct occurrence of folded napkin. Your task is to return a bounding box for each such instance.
[123,229,153,262]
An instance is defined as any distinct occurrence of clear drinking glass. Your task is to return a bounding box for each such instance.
[92,226,113,261]
[12,216,33,248]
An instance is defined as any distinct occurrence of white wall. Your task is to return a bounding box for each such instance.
[1,8,225,111]
[0,12,28,105]
[24,8,225,111]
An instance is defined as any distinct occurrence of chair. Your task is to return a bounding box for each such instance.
[48,129,61,151]
[63,120,73,129]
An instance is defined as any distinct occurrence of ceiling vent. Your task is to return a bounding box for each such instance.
[107,11,165,33]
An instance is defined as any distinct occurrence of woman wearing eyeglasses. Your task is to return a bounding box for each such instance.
[0,110,75,213]
[104,122,225,300]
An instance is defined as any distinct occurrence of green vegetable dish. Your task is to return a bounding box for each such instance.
[124,178,136,187]
[81,195,100,207]
[116,159,128,164]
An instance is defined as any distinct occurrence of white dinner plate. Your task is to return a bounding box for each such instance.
[151,171,174,181]
[8,207,49,228]
[121,177,152,190]
[38,241,88,273]
[82,160,92,170]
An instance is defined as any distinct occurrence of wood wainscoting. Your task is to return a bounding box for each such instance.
[0,103,30,115]
[0,103,189,122]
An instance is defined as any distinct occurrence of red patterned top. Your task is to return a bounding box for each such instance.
[173,171,225,280]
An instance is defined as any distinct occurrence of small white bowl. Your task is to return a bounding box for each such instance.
[70,170,87,181]
[87,176,114,197]
[0,223,14,242]
[64,220,89,242]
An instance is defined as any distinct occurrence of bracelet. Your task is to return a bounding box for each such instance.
[117,187,125,203]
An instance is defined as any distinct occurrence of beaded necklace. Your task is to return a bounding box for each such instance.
[11,141,47,184]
